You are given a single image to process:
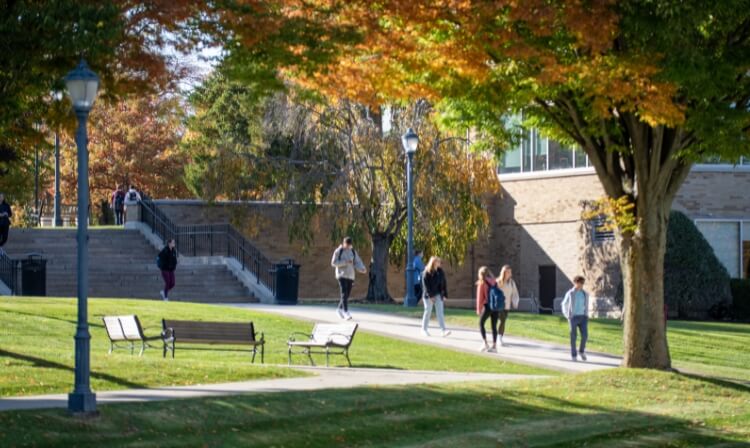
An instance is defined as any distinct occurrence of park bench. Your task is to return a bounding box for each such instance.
[102,315,161,356]
[161,319,265,363]
[287,323,358,367]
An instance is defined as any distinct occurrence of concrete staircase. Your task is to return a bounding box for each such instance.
[4,228,256,303]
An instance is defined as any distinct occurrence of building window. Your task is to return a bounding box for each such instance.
[591,216,615,243]
[497,128,590,174]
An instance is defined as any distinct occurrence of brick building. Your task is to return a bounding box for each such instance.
[156,133,749,314]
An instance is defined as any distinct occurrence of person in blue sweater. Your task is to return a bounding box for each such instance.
[413,249,425,303]
[561,275,589,362]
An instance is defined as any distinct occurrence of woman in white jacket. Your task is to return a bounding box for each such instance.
[496,265,520,346]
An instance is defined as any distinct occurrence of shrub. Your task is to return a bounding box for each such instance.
[616,211,732,319]
[730,279,750,321]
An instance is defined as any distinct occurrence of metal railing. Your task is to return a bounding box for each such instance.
[0,252,20,295]
[139,198,276,294]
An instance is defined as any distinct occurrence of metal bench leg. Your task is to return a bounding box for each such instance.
[251,347,257,364]
[261,343,265,364]
[109,342,114,354]
[288,346,292,366]
[325,348,330,367]
[306,349,315,366]
[139,341,146,357]
[345,349,352,367]
[129,341,135,355]
[172,342,175,359]
[163,342,167,358]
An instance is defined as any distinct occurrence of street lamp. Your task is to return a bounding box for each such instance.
[402,128,419,307]
[52,91,64,227]
[64,59,99,415]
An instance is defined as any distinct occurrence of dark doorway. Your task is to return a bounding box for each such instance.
[539,265,556,313]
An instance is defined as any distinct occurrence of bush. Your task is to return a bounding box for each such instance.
[730,279,750,321]
[664,211,732,318]
[616,211,732,319]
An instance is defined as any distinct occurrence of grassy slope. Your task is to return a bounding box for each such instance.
[0,298,550,397]
[1,370,748,447]
[356,305,750,382]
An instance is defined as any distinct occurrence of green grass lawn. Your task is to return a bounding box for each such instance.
[0,298,550,397]
[355,304,750,382]
[1,369,748,447]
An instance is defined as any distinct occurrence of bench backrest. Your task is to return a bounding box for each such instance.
[103,316,127,341]
[103,315,147,342]
[162,319,257,344]
[311,323,358,347]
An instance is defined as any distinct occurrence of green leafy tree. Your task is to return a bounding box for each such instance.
[219,0,750,369]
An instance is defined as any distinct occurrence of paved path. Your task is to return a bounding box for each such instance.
[0,367,542,412]
[229,304,622,373]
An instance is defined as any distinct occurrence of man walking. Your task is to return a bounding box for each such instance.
[111,185,125,226]
[561,275,589,362]
[413,249,425,303]
[157,239,178,301]
[331,237,366,320]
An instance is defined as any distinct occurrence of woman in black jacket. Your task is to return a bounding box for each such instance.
[158,239,178,301]
[0,193,12,253]
[420,256,451,337]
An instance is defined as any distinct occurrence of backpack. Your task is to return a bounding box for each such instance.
[128,191,138,201]
[114,193,124,210]
[337,247,356,262]
[487,282,506,311]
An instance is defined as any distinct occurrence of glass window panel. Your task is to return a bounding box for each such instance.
[522,131,532,172]
[574,146,587,168]
[532,130,547,171]
[549,140,573,170]
[695,221,741,278]
[500,145,522,174]
[742,156,750,166]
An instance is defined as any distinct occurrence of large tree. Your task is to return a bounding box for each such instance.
[184,76,499,301]
[219,0,750,368]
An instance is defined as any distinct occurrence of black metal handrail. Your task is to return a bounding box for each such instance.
[0,252,20,295]
[139,198,276,294]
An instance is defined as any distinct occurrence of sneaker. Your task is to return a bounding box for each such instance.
[499,336,505,347]
[479,344,489,352]
[337,308,345,319]
[571,355,578,362]
[441,330,451,337]
[487,346,497,353]
[345,312,353,321]
[580,352,587,361]
[421,329,431,337]
[160,290,166,301]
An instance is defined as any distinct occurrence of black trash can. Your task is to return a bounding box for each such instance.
[21,253,47,296]
[272,259,300,305]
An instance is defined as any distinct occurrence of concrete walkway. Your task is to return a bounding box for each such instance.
[0,367,542,412]
[228,304,622,373]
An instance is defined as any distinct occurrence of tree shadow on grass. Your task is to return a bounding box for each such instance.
[0,349,145,390]
[0,309,104,329]
[1,374,746,447]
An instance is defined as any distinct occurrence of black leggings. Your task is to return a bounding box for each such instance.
[479,306,499,343]
[338,278,354,312]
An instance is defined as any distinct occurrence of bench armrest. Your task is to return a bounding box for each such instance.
[287,332,312,342]
[162,327,174,341]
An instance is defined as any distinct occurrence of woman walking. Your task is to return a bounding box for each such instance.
[421,256,451,337]
[158,239,178,301]
[476,266,500,352]
[496,265,520,346]
[0,193,12,254]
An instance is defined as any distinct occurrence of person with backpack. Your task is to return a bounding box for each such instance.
[412,249,425,304]
[111,185,126,226]
[496,265,520,346]
[476,266,504,352]
[0,193,12,254]
[157,239,178,301]
[124,185,141,224]
[331,237,366,320]
[421,256,451,337]
[561,275,589,362]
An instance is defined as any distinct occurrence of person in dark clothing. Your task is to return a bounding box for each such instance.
[158,239,178,301]
[111,185,125,226]
[0,193,13,253]
[475,266,499,352]
[421,256,450,337]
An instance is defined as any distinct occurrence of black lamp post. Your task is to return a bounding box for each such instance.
[402,128,419,307]
[64,59,99,415]
[53,91,63,227]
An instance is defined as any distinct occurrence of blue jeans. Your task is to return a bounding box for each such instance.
[569,315,588,357]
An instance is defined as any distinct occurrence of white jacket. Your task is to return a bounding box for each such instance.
[331,246,366,280]
[498,278,520,310]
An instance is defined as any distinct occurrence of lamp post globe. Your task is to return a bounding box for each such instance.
[65,59,99,415]
[402,128,419,307]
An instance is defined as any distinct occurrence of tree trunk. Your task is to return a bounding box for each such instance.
[367,233,394,303]
[620,203,671,369]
